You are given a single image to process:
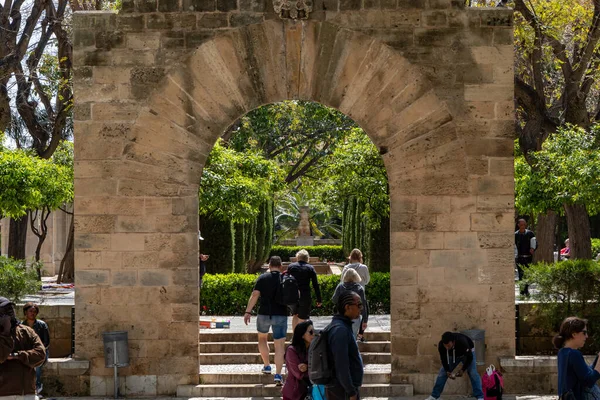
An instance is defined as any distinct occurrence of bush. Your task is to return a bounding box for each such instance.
[269,245,345,262]
[592,238,600,258]
[0,256,41,303]
[524,259,600,353]
[200,271,390,316]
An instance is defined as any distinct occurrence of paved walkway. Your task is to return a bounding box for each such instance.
[200,315,391,333]
[51,395,556,400]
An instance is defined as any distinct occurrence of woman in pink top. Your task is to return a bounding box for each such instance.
[282,321,315,400]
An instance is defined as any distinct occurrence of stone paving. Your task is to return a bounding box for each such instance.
[51,395,556,400]
[200,315,391,333]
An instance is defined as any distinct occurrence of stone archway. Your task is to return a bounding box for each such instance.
[73,15,515,396]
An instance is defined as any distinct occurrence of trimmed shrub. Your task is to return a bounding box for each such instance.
[200,214,235,274]
[592,238,600,258]
[524,259,600,353]
[199,271,390,316]
[270,245,345,262]
[0,256,41,303]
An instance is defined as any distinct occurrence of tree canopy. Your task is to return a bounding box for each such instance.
[516,125,600,215]
[0,145,73,219]
[198,139,284,223]
[225,100,358,185]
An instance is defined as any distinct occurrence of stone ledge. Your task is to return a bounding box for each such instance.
[47,358,90,376]
[500,355,595,373]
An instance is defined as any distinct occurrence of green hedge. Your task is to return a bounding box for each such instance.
[524,259,600,353]
[0,256,41,303]
[592,238,600,257]
[200,272,390,316]
[270,245,345,262]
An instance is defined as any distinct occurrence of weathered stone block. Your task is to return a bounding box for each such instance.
[443,232,478,249]
[111,271,138,286]
[197,13,229,28]
[77,270,110,286]
[470,212,514,232]
[417,232,444,249]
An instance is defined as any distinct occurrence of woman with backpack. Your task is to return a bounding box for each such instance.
[282,321,315,400]
[332,269,368,339]
[555,316,600,400]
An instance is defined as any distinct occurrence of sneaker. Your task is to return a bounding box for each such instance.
[425,396,438,400]
[274,373,283,386]
[261,365,272,374]
[37,384,43,395]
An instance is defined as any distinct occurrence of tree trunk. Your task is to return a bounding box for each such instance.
[564,203,592,259]
[58,216,75,283]
[533,211,557,263]
[8,216,28,260]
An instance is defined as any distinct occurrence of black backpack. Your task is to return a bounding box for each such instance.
[276,271,300,306]
[308,325,333,385]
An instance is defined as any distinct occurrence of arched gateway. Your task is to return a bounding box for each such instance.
[73,4,515,396]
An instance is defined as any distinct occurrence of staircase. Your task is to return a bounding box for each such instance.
[177,329,413,397]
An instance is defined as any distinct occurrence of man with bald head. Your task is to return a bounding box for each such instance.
[0,296,46,399]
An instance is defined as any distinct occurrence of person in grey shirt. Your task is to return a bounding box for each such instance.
[341,249,370,288]
[340,248,370,340]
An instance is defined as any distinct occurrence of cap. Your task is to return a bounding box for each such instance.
[0,297,15,308]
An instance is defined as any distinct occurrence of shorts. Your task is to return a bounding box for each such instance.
[289,294,312,320]
[256,314,287,340]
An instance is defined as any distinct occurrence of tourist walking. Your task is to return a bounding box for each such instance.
[332,269,368,339]
[0,296,46,398]
[425,331,484,400]
[341,249,370,288]
[287,250,322,330]
[515,218,536,296]
[282,321,315,400]
[22,303,50,395]
[243,256,287,386]
[326,291,364,400]
[555,316,600,400]
[341,249,370,339]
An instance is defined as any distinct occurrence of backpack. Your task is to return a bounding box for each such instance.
[308,325,333,385]
[276,271,300,306]
[482,365,504,400]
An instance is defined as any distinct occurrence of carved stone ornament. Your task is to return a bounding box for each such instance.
[273,0,313,19]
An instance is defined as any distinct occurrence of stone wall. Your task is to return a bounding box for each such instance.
[0,207,72,276]
[36,305,74,358]
[73,1,514,394]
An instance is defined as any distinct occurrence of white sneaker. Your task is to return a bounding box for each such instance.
[425,396,438,400]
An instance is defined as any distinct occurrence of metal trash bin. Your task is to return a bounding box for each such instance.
[460,329,485,366]
[103,331,129,367]
[103,331,129,398]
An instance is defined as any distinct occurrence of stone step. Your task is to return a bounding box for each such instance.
[200,331,390,342]
[199,365,391,384]
[199,352,391,364]
[199,341,390,353]
[178,383,413,397]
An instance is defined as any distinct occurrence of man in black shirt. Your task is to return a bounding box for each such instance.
[515,218,536,296]
[287,249,322,330]
[425,332,484,400]
[244,256,288,386]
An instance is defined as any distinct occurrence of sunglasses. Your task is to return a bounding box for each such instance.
[307,330,314,335]
[353,302,364,309]
[582,330,589,336]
